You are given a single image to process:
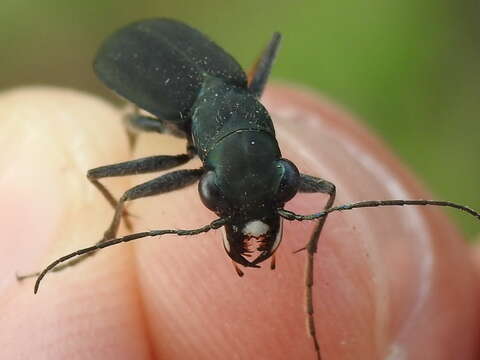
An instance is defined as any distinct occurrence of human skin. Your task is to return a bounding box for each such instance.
[0,85,479,360]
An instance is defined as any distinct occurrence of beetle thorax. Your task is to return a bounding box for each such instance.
[209,130,281,212]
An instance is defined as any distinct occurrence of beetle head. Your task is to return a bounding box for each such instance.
[221,214,283,267]
[198,157,300,267]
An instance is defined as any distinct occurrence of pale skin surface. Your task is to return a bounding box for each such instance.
[0,85,479,359]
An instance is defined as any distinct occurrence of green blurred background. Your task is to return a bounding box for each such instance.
[1,1,478,236]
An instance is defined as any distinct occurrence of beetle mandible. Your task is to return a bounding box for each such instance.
[18,18,480,360]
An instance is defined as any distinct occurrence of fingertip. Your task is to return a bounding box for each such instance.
[0,86,130,269]
[0,87,151,359]
[265,84,480,358]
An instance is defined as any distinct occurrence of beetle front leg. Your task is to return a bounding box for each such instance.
[299,174,336,252]
[74,169,202,274]
[298,173,336,360]
[102,168,203,242]
[17,168,203,281]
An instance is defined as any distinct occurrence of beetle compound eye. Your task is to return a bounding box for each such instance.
[198,171,226,212]
[276,159,300,204]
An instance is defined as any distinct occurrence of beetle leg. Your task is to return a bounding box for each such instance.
[87,152,195,230]
[18,168,205,281]
[247,32,282,98]
[298,173,336,360]
[101,168,203,240]
[296,174,337,251]
[125,112,188,138]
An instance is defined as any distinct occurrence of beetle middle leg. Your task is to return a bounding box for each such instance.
[297,173,336,360]
[68,167,203,273]
[88,145,195,227]
[102,168,203,240]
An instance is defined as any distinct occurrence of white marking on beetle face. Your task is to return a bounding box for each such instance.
[242,220,269,237]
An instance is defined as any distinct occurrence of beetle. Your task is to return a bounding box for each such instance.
[18,18,480,360]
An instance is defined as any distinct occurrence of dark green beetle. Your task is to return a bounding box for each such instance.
[92,18,310,270]
[20,19,480,360]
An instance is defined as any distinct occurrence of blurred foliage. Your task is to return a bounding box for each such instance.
[1,0,479,236]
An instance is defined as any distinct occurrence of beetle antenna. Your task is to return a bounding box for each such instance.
[32,217,228,294]
[278,199,480,222]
